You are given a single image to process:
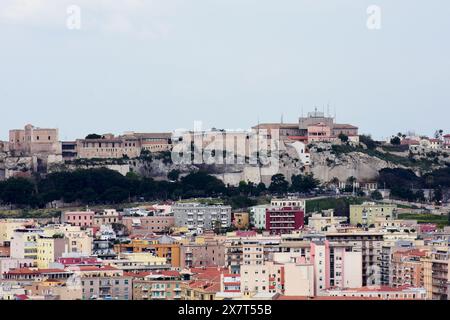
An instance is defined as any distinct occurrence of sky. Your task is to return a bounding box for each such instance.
[0,0,449,141]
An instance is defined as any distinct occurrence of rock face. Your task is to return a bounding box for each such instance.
[310,151,398,183]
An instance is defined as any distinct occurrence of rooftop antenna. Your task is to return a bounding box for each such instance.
[327,103,330,117]
[281,113,284,124]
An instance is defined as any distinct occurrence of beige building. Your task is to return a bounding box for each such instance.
[350,202,397,226]
[9,124,61,156]
[423,247,449,300]
[75,132,172,159]
[0,219,35,245]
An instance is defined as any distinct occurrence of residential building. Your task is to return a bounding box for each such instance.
[36,236,69,269]
[173,203,232,233]
[350,202,397,226]
[122,216,175,235]
[326,231,384,286]
[233,212,249,230]
[265,207,304,235]
[250,205,269,230]
[325,285,427,300]
[423,247,449,300]
[133,271,183,300]
[62,211,94,228]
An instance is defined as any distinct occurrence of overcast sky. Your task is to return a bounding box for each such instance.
[0,0,449,141]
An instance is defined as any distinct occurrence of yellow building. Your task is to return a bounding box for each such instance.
[350,202,397,226]
[36,236,68,269]
[43,225,92,256]
[118,252,167,266]
[0,219,34,245]
[233,212,249,229]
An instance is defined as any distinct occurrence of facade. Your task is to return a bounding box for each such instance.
[444,134,450,149]
[122,216,175,235]
[391,249,427,288]
[93,209,121,227]
[233,212,249,230]
[173,203,232,233]
[133,272,183,300]
[250,205,269,230]
[270,198,306,209]
[10,229,44,263]
[62,211,95,228]
[36,236,69,269]
[307,210,347,232]
[8,124,61,156]
[0,219,35,245]
[350,203,397,226]
[75,132,172,159]
[265,207,304,235]
[423,247,449,300]
[325,286,427,300]
[326,231,384,286]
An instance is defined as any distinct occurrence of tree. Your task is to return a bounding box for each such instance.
[371,190,383,200]
[359,135,377,150]
[338,133,349,143]
[390,136,401,145]
[167,169,180,181]
[269,174,289,195]
[0,177,36,206]
[290,174,319,193]
[85,133,103,139]
[433,187,443,204]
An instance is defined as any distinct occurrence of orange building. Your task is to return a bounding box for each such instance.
[114,240,181,268]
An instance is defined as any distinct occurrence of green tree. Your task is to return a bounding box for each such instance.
[268,174,289,195]
[371,190,383,200]
[167,169,180,181]
[390,136,401,145]
[85,133,103,139]
[338,133,349,143]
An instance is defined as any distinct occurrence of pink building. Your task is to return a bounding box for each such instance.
[63,211,94,227]
[265,207,304,235]
[419,223,437,233]
[444,134,450,149]
[307,123,332,142]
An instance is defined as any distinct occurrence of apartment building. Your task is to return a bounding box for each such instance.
[114,238,181,268]
[180,238,225,269]
[326,231,384,286]
[265,207,304,235]
[423,247,449,300]
[307,210,347,232]
[250,205,269,229]
[10,228,44,264]
[68,265,132,300]
[133,271,183,300]
[391,248,427,288]
[173,203,232,233]
[0,219,35,245]
[325,285,427,300]
[36,236,69,269]
[122,216,175,235]
[93,209,121,227]
[270,198,306,209]
[62,211,94,228]
[350,202,397,226]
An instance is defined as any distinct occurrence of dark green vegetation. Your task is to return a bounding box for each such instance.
[378,167,450,202]
[305,197,365,216]
[0,168,319,210]
[398,213,450,229]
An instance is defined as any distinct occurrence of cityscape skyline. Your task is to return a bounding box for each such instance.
[1,0,449,141]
